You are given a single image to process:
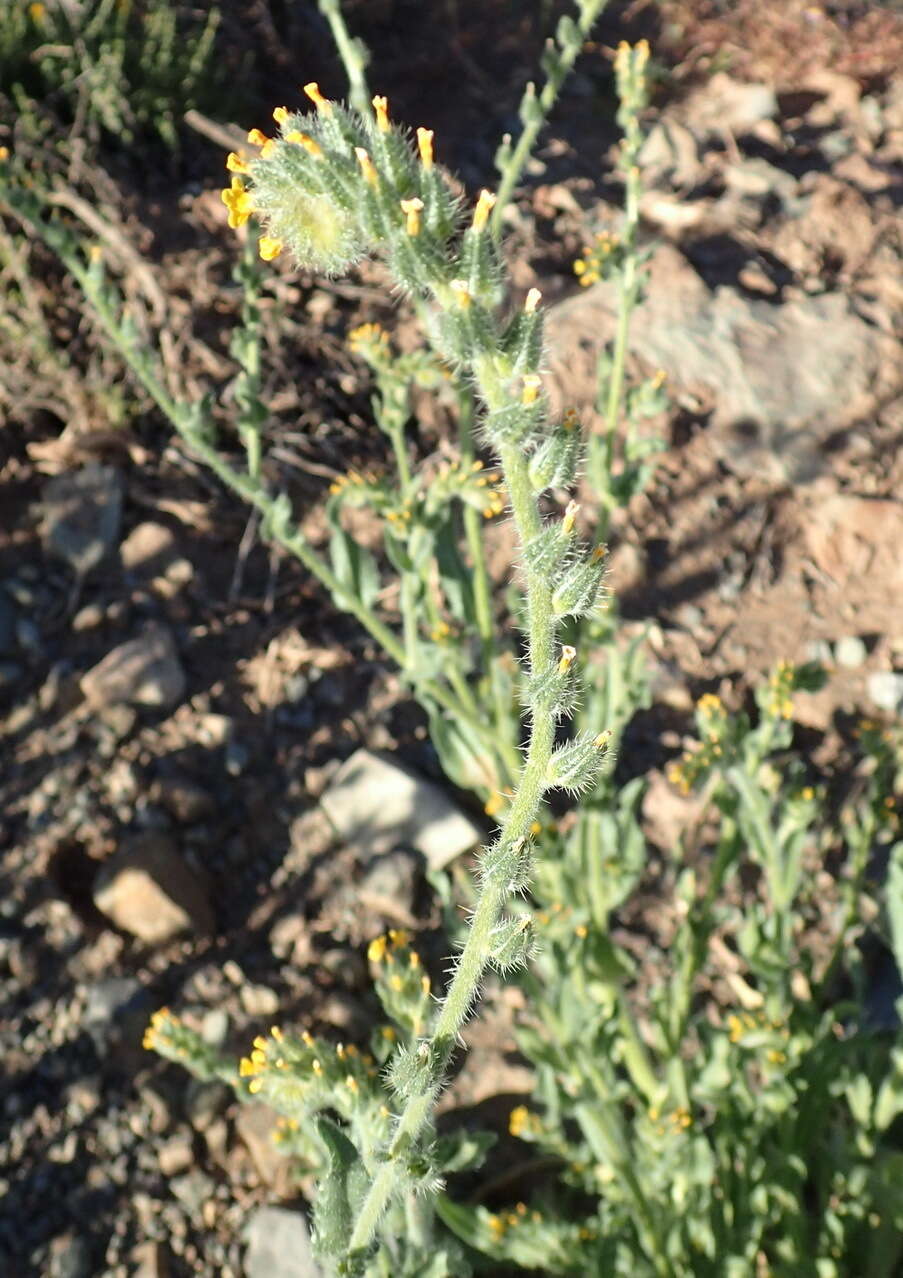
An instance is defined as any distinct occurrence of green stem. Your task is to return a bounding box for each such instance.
[456,382,519,781]
[490,0,609,242]
[318,0,371,118]
[348,443,558,1256]
[387,421,413,497]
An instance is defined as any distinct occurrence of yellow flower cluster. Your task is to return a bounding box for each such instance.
[368,928,432,1033]
[238,1026,287,1094]
[573,230,620,287]
[432,458,507,521]
[647,1103,693,1135]
[764,661,795,720]
[508,1105,544,1139]
[328,467,381,497]
[142,1007,180,1053]
[367,928,411,964]
[348,322,391,360]
[487,1202,543,1238]
[385,503,414,529]
[727,1010,789,1048]
[666,692,734,794]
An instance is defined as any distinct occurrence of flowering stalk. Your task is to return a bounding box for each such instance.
[317,0,371,118]
[3,87,611,1268]
[572,40,661,535]
[211,89,610,1259]
[491,0,609,240]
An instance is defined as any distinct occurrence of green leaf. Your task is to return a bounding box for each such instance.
[887,843,903,985]
[425,703,502,795]
[434,520,476,628]
[328,522,381,610]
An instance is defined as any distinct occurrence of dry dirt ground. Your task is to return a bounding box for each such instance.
[1,2,902,1275]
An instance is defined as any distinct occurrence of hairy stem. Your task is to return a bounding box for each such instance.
[349,440,558,1253]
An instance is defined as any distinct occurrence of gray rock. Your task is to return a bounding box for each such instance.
[200,1009,230,1049]
[93,832,214,943]
[546,244,902,483]
[834,636,868,669]
[185,1080,230,1132]
[49,1233,92,1278]
[240,982,281,1017]
[244,1206,320,1278]
[321,749,482,870]
[868,672,903,715]
[169,1169,214,1215]
[681,73,777,136]
[41,463,123,579]
[83,977,144,1031]
[15,615,42,656]
[157,1133,194,1177]
[235,1104,292,1193]
[80,624,186,710]
[359,847,422,918]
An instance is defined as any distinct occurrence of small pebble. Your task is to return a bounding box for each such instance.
[72,604,106,632]
[868,671,903,714]
[834,635,868,669]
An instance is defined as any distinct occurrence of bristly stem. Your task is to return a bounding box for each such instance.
[349,432,560,1254]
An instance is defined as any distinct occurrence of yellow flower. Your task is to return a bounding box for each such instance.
[285,130,322,158]
[372,95,390,132]
[226,151,250,175]
[450,279,472,309]
[521,373,542,406]
[304,82,332,115]
[400,197,423,236]
[472,189,496,232]
[221,177,254,229]
[354,147,378,187]
[258,235,283,261]
[416,127,434,169]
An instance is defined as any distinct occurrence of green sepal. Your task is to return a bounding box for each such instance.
[551,550,606,618]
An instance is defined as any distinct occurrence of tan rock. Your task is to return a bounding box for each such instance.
[235,1102,294,1197]
[93,833,214,943]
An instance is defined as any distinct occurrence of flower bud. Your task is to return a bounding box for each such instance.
[545,731,612,794]
[551,547,606,618]
[488,915,534,974]
[528,414,581,491]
